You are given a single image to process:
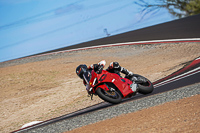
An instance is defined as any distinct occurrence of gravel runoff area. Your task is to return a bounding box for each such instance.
[19,82,200,133]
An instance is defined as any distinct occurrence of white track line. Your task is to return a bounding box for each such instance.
[52,38,200,53]
[154,66,200,88]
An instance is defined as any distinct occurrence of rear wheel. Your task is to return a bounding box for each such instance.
[96,87,122,104]
[136,75,154,94]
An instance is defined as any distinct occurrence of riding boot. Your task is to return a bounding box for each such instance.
[130,83,138,92]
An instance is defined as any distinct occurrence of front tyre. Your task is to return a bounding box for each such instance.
[96,87,122,104]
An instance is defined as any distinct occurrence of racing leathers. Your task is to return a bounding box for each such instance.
[88,61,134,78]
[106,62,133,77]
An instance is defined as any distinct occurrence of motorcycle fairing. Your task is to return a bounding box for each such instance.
[91,70,134,97]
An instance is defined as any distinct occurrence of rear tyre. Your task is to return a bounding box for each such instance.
[136,75,154,94]
[96,87,122,104]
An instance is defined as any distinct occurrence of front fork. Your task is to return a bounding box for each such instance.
[88,83,110,100]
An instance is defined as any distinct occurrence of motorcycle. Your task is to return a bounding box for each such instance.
[80,67,154,104]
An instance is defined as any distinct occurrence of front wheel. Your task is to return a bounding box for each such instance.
[96,87,122,104]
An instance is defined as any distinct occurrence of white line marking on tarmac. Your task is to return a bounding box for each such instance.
[154,66,200,88]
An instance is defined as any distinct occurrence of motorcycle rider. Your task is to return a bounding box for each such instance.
[88,60,134,77]
[106,62,134,77]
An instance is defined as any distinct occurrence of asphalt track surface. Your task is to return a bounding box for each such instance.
[13,58,200,133]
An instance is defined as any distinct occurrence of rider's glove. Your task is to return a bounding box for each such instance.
[96,65,104,74]
[98,60,106,67]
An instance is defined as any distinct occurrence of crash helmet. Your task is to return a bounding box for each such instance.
[110,62,120,69]
[76,64,88,79]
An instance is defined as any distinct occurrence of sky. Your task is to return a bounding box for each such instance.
[0,0,177,62]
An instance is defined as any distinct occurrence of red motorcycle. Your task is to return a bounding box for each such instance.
[78,67,154,104]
